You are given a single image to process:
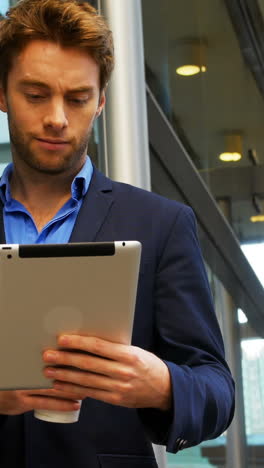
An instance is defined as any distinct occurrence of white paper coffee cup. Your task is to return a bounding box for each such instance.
[34,401,81,423]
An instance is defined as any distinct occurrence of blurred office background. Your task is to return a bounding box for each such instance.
[1,1,264,467]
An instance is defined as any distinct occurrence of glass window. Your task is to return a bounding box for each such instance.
[142,0,264,466]
[240,242,264,461]
[142,0,264,245]
[0,1,11,174]
[0,0,9,15]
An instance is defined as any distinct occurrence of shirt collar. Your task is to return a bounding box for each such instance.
[0,156,93,205]
[71,156,93,200]
[0,163,13,204]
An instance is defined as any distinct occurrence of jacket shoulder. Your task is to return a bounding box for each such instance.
[107,175,192,217]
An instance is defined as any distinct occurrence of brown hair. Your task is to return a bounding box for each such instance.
[0,0,114,91]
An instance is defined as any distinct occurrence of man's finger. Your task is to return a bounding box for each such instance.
[27,387,85,401]
[57,335,135,363]
[43,348,126,377]
[24,394,81,412]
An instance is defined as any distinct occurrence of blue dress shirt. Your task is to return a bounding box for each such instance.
[0,157,93,244]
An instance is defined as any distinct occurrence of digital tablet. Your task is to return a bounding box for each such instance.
[0,241,141,390]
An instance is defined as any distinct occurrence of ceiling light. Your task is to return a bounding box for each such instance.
[219,134,243,162]
[176,65,207,76]
[175,39,207,77]
[176,65,201,76]
[250,215,264,223]
[219,152,242,162]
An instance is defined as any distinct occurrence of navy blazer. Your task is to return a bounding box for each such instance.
[0,167,234,468]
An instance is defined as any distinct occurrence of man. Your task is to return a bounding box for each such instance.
[0,0,234,466]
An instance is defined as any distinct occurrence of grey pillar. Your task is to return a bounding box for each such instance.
[222,289,248,468]
[97,1,166,467]
[218,200,248,468]
[98,0,151,189]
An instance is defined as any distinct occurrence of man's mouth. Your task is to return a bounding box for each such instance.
[35,138,70,150]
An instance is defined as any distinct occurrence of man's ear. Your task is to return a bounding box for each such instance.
[96,91,106,118]
[0,86,8,113]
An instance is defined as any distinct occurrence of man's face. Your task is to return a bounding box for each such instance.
[0,40,105,176]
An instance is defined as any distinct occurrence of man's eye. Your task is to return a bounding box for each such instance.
[26,94,45,101]
[69,98,88,105]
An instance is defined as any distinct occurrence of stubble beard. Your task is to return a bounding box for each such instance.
[8,113,92,176]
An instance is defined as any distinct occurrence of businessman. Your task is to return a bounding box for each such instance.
[0,1,234,466]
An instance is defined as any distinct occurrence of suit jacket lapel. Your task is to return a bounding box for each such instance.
[69,167,114,242]
[0,201,6,244]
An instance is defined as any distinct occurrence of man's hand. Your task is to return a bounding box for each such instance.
[43,335,172,411]
[0,388,81,416]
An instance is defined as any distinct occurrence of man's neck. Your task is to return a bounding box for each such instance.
[9,165,76,232]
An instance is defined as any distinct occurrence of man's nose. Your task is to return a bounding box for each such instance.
[43,99,69,131]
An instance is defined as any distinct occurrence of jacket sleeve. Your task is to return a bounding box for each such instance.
[138,204,235,453]
[0,416,7,426]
